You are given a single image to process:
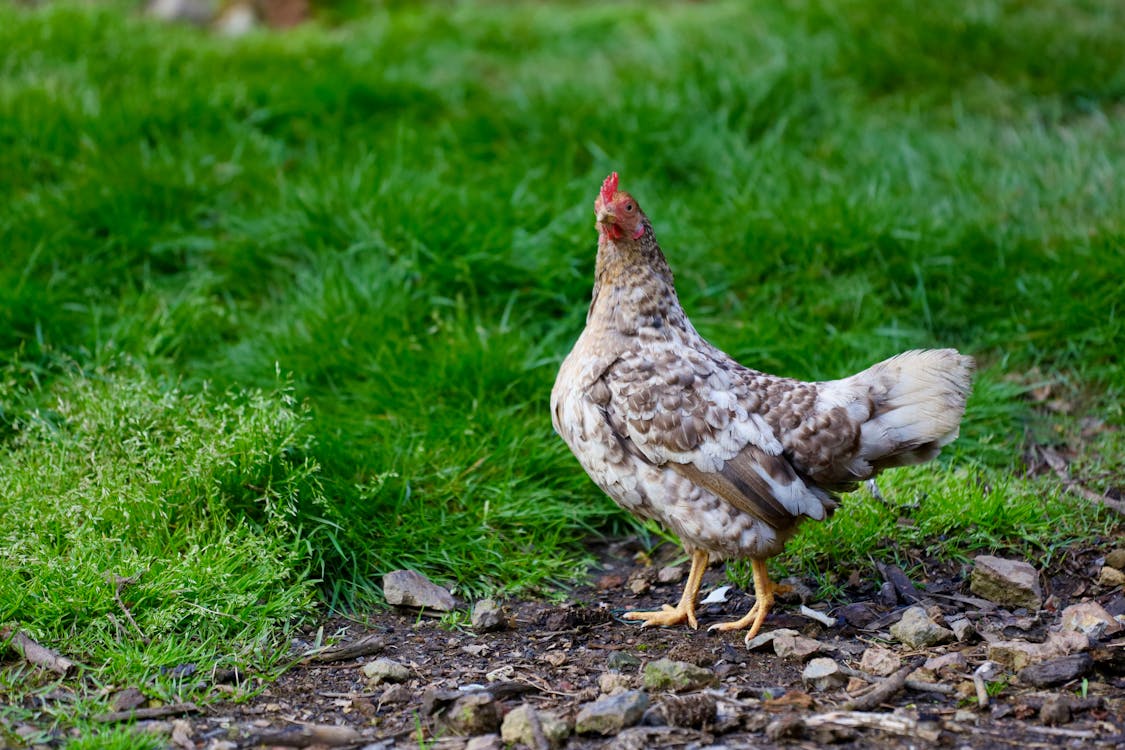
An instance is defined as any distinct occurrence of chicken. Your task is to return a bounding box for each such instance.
[551,173,974,643]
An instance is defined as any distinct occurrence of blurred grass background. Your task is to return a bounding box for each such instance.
[1,0,1123,710]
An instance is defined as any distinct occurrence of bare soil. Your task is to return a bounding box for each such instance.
[179,538,1125,749]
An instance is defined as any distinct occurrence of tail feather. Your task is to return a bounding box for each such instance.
[852,349,974,472]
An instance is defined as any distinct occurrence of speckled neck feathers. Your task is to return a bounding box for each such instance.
[588,223,685,336]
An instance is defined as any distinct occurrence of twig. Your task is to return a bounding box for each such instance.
[1037,445,1125,515]
[105,570,149,645]
[301,633,386,664]
[94,703,200,723]
[906,680,954,695]
[798,605,837,628]
[973,661,1001,708]
[0,626,78,677]
[801,711,942,743]
[841,659,920,711]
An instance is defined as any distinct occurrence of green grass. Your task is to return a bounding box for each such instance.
[1,0,1123,739]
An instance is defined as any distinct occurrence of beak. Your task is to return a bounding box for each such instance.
[596,208,617,226]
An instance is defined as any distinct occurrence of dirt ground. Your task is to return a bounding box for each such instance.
[171,538,1125,750]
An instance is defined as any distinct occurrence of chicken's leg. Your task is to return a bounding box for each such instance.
[708,558,776,643]
[622,549,708,629]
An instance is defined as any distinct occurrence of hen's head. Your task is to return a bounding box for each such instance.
[594,172,645,243]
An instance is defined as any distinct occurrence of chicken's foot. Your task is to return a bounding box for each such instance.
[622,549,708,629]
[708,558,776,644]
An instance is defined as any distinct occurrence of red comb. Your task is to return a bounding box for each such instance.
[600,172,619,204]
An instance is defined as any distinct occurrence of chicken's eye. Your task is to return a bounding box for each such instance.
[625,203,635,212]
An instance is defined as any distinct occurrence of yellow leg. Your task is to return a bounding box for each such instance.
[707,558,776,643]
[622,549,708,629]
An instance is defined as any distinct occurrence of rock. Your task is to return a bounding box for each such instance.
[379,684,411,704]
[947,616,975,642]
[1039,695,1071,726]
[657,565,685,584]
[362,657,410,684]
[598,671,633,696]
[656,693,717,727]
[575,691,649,735]
[970,556,1043,610]
[1060,601,1122,639]
[772,633,823,660]
[1018,654,1093,687]
[924,651,968,677]
[500,704,569,749]
[443,693,501,735]
[606,651,641,671]
[745,628,799,651]
[641,659,718,692]
[1097,566,1125,588]
[470,599,506,632]
[988,630,1089,671]
[1105,548,1125,571]
[802,658,846,691]
[890,606,955,648]
[465,735,503,750]
[859,646,901,677]
[383,569,455,612]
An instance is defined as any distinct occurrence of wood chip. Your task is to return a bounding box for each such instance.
[0,627,79,677]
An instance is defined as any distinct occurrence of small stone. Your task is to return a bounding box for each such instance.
[657,565,685,584]
[1039,695,1071,726]
[379,684,411,704]
[970,556,1043,610]
[500,704,569,749]
[628,577,651,595]
[382,569,456,612]
[1018,654,1093,687]
[1060,601,1122,639]
[642,659,718,692]
[859,646,901,677]
[362,657,410,684]
[471,599,506,632]
[1098,566,1125,588]
[924,651,968,677]
[599,671,633,695]
[465,735,503,750]
[988,631,1089,671]
[1105,549,1125,571]
[772,634,823,660]
[656,693,717,728]
[744,628,799,651]
[575,691,649,735]
[878,581,899,606]
[443,693,501,735]
[890,606,955,648]
[541,650,567,667]
[606,651,641,671]
[954,709,976,723]
[947,616,975,642]
[802,657,846,691]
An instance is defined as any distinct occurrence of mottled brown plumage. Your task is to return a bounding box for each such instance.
[551,173,974,641]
